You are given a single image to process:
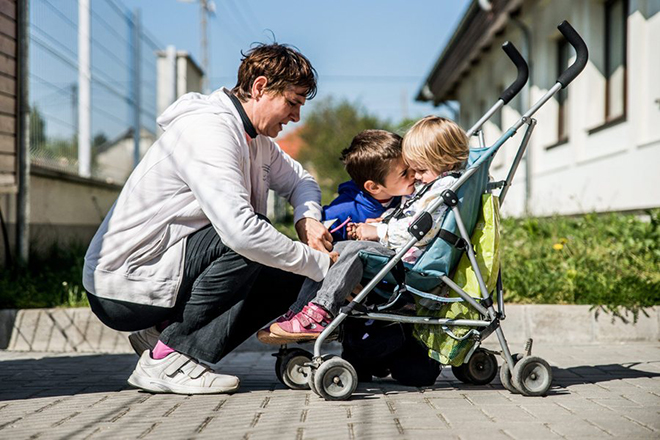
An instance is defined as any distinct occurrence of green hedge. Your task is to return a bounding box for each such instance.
[1,211,659,313]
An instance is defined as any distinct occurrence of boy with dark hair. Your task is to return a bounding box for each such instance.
[258,128,414,342]
[323,129,413,241]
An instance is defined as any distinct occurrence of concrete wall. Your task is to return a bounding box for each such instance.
[1,305,657,354]
[456,0,660,217]
[0,166,120,263]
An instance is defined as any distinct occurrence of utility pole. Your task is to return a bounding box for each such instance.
[179,0,214,92]
[78,0,91,178]
[71,83,77,144]
[200,0,215,93]
[201,0,208,93]
[131,9,141,168]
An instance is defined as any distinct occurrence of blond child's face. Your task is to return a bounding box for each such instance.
[409,164,440,185]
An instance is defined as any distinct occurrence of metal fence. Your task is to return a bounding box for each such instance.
[29,0,161,183]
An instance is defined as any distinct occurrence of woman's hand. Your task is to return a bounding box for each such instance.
[295,218,333,252]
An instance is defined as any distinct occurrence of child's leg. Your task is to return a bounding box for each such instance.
[288,278,322,314]
[313,241,394,316]
[270,241,395,340]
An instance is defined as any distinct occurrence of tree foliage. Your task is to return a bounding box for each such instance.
[297,98,390,204]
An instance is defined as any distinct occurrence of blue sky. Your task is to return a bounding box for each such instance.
[30,0,470,143]
[120,0,470,125]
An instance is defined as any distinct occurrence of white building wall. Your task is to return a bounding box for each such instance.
[456,0,660,217]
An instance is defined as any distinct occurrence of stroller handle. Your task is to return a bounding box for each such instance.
[557,20,589,89]
[499,42,529,105]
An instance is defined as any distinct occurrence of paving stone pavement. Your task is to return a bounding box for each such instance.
[0,342,659,439]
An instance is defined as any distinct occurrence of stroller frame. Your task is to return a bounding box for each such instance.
[281,21,588,400]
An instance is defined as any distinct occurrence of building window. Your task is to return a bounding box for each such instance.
[605,0,627,121]
[556,38,571,143]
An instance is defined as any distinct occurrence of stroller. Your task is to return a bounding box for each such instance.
[274,20,588,401]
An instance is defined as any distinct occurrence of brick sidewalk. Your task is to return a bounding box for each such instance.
[1,342,659,439]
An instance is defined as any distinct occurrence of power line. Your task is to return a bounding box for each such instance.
[224,0,261,37]
[29,73,75,103]
[102,0,131,23]
[92,105,129,128]
[234,1,264,36]
[319,74,425,82]
[36,110,77,131]
[90,36,133,73]
[140,28,164,53]
[36,0,78,31]
[31,24,77,61]
[31,34,79,72]
[90,6,130,48]
[210,6,247,47]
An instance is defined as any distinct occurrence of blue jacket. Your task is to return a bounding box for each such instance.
[323,180,400,242]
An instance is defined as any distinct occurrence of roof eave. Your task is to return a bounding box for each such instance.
[416,0,524,104]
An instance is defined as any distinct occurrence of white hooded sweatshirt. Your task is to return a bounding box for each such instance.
[83,88,330,308]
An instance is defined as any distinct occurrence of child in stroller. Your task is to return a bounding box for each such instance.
[270,116,468,346]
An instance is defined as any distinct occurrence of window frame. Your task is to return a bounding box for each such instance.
[604,0,628,123]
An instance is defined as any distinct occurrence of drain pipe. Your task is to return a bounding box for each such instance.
[16,0,30,264]
[511,16,533,215]
[479,1,533,215]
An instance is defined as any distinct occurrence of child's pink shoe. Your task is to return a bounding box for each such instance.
[269,302,332,341]
[256,310,296,345]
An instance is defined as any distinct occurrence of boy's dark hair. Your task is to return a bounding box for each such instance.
[232,43,317,101]
[340,130,403,191]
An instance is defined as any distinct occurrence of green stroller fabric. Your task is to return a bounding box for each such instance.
[413,194,501,366]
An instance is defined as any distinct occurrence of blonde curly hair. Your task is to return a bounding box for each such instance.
[402,116,469,173]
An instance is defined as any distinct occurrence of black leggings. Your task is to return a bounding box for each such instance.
[88,222,304,363]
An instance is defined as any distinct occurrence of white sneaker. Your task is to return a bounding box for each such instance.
[128,326,161,356]
[127,350,240,395]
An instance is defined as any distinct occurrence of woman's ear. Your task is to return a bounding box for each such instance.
[251,76,268,100]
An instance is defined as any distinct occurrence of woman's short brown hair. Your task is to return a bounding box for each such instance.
[403,116,469,173]
[232,43,317,101]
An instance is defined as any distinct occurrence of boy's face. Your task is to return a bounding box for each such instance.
[366,158,416,199]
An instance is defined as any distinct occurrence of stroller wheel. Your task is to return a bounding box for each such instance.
[308,355,337,397]
[308,367,319,396]
[499,353,523,394]
[279,349,313,390]
[512,356,553,396]
[465,348,498,385]
[314,357,358,401]
[451,364,471,384]
[273,349,286,384]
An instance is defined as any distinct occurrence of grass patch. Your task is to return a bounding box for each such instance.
[500,210,660,318]
[0,244,88,309]
[1,211,658,315]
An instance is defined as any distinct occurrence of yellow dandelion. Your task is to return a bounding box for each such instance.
[553,243,564,250]
[559,237,568,244]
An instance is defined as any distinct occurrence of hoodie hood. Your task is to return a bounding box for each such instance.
[323,180,401,241]
[157,87,236,132]
[336,180,361,199]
